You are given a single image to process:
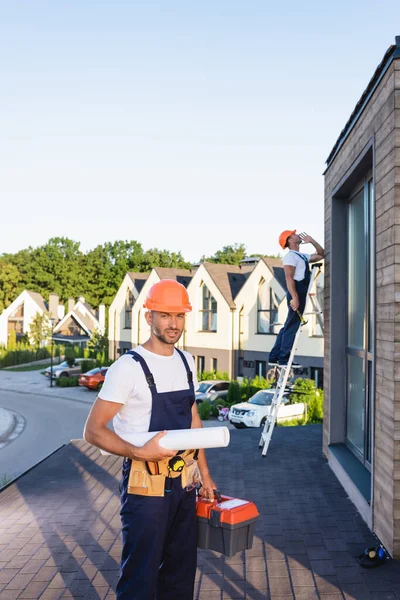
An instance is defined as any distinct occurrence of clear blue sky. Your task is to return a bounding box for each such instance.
[1,2,399,262]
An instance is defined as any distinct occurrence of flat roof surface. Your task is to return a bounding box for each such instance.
[1,425,400,598]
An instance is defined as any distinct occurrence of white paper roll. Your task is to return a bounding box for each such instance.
[100,426,230,456]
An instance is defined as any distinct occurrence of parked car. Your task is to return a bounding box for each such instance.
[44,358,86,379]
[79,367,108,391]
[195,381,230,404]
[228,389,291,428]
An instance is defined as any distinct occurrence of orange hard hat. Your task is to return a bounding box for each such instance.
[143,279,192,313]
[279,229,296,250]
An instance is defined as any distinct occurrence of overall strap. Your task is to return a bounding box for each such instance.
[126,350,158,394]
[290,250,309,264]
[290,250,311,280]
[175,348,194,391]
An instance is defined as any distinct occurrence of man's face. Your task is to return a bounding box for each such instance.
[287,233,301,247]
[147,311,185,345]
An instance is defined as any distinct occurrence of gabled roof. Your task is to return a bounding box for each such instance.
[127,272,150,294]
[202,262,255,308]
[83,302,96,317]
[262,257,287,292]
[26,291,47,313]
[53,309,98,336]
[154,268,194,289]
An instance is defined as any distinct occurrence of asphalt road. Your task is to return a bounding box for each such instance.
[0,389,93,484]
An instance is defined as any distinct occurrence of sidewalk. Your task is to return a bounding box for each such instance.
[0,406,15,442]
[0,369,96,404]
[1,425,400,599]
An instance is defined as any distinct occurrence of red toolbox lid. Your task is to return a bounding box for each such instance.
[196,495,259,525]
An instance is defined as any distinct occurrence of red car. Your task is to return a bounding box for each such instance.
[79,367,108,391]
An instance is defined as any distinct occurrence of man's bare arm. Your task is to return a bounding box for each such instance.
[84,398,176,462]
[300,233,324,263]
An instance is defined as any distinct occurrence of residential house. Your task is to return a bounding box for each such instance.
[232,257,324,385]
[184,261,254,375]
[108,268,193,360]
[109,259,324,382]
[324,36,400,555]
[52,297,105,346]
[0,290,105,348]
[0,290,63,345]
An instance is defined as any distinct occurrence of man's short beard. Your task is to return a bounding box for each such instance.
[153,326,182,345]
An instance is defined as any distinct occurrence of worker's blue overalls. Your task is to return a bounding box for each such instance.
[269,252,311,364]
[116,348,197,600]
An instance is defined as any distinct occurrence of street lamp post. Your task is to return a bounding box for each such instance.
[50,319,56,388]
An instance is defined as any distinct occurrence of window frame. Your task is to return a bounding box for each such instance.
[199,283,217,332]
[124,288,134,330]
[257,278,280,335]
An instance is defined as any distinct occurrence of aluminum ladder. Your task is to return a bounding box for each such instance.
[259,263,323,457]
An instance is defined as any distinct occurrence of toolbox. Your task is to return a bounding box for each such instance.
[196,492,259,556]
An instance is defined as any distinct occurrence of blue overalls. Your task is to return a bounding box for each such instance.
[116,348,197,600]
[269,252,311,364]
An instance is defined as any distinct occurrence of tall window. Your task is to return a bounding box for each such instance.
[197,356,205,374]
[125,289,134,329]
[257,279,280,334]
[346,180,374,466]
[199,284,217,332]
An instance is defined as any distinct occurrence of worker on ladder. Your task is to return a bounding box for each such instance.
[268,230,324,368]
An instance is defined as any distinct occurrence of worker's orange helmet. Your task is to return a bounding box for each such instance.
[143,279,192,313]
[279,229,296,250]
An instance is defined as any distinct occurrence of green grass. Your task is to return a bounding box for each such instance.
[277,417,307,427]
[5,363,52,372]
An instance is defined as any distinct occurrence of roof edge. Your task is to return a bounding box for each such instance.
[325,36,400,171]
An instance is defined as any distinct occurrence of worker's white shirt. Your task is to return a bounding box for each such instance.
[283,250,311,281]
[99,346,199,437]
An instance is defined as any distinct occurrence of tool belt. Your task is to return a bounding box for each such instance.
[127,449,199,497]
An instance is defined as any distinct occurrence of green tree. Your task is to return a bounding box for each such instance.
[29,312,52,347]
[88,328,108,358]
[0,261,23,312]
[139,248,190,271]
[204,243,247,265]
[7,330,17,350]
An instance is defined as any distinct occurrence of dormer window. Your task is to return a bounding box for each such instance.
[125,289,134,329]
[199,283,217,332]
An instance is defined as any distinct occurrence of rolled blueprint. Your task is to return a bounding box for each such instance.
[100,426,230,455]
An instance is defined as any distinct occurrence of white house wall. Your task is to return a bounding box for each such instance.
[234,259,324,362]
[0,291,45,345]
[185,265,233,352]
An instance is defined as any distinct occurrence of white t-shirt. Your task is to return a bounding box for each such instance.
[283,251,311,281]
[99,346,199,438]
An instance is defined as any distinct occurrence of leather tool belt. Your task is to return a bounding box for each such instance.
[128,449,199,497]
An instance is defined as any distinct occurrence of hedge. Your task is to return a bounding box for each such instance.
[56,376,80,387]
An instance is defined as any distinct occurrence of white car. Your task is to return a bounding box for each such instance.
[44,358,86,379]
[229,389,291,428]
[195,380,230,404]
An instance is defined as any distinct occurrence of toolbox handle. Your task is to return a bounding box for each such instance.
[213,489,222,503]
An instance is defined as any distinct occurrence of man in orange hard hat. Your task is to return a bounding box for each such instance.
[84,279,216,600]
[269,230,324,367]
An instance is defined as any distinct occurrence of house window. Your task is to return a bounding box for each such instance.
[212,358,217,372]
[257,279,280,334]
[255,360,266,378]
[199,284,217,332]
[125,289,134,329]
[346,179,374,466]
[197,356,205,374]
